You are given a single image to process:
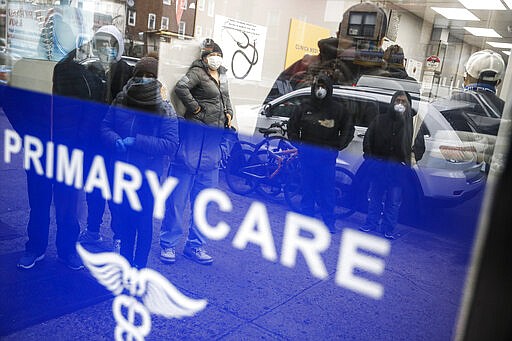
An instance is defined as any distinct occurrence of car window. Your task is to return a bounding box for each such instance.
[268,95,307,118]
[334,95,379,128]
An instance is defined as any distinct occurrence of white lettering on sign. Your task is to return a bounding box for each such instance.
[193,187,391,299]
[3,129,392,299]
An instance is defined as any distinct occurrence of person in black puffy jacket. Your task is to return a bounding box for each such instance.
[101,56,179,268]
[287,73,354,233]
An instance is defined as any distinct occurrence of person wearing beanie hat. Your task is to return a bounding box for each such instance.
[201,42,223,59]
[134,56,158,78]
[101,54,179,269]
[159,38,234,266]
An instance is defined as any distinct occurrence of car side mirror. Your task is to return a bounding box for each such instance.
[263,103,272,117]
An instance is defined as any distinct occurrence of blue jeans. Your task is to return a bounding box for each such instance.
[160,164,219,249]
[364,163,404,234]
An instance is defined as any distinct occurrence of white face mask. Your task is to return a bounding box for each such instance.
[207,55,223,70]
[315,87,327,99]
[394,103,406,113]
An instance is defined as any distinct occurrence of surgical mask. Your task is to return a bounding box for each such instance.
[99,46,118,63]
[394,103,406,113]
[134,77,154,85]
[315,87,327,99]
[207,55,223,70]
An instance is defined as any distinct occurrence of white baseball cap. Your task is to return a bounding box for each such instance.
[465,49,506,82]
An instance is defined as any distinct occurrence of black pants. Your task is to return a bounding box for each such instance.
[25,169,80,258]
[300,148,337,229]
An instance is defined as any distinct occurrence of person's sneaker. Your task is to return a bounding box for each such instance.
[183,245,213,265]
[78,229,102,244]
[384,232,397,240]
[113,239,121,254]
[17,252,45,269]
[58,253,84,270]
[160,247,176,264]
[359,225,374,232]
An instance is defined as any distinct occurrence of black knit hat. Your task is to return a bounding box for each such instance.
[134,56,158,77]
[201,42,223,58]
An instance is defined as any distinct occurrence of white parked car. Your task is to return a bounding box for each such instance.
[239,82,486,216]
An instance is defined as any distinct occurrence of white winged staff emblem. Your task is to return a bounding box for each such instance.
[77,244,207,341]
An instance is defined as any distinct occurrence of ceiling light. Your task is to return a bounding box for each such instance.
[487,42,512,49]
[503,0,512,10]
[458,0,506,10]
[431,7,480,21]
[464,27,502,37]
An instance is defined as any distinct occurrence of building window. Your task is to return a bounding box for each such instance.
[207,0,215,17]
[128,10,136,26]
[161,16,169,30]
[197,0,205,11]
[163,0,170,5]
[180,0,188,10]
[195,25,202,37]
[178,21,186,36]
[347,12,377,38]
[148,13,156,30]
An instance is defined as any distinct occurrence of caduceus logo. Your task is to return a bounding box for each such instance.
[77,244,207,341]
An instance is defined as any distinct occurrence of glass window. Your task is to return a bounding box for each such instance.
[197,0,205,11]
[178,21,186,36]
[161,16,169,30]
[128,10,136,27]
[0,1,510,340]
[148,13,156,30]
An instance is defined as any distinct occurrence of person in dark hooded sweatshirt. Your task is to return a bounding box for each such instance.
[360,90,425,239]
[101,56,179,268]
[287,74,354,234]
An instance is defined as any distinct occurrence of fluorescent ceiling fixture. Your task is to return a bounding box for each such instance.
[464,27,502,37]
[504,0,512,10]
[487,42,512,49]
[458,0,506,10]
[431,7,480,21]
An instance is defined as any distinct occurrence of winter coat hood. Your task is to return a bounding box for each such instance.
[311,74,334,102]
[95,25,124,62]
[388,90,415,118]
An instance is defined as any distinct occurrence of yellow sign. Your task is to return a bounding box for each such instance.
[284,18,331,69]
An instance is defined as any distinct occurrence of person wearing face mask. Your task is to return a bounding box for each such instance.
[287,74,355,234]
[101,56,179,268]
[75,25,133,249]
[159,39,234,265]
[360,90,425,239]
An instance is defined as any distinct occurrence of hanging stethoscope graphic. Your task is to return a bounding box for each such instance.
[224,28,259,79]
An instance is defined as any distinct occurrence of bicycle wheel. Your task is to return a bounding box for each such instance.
[334,167,355,219]
[225,147,257,195]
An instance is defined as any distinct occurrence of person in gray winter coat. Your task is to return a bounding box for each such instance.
[160,40,233,266]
